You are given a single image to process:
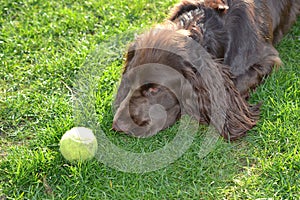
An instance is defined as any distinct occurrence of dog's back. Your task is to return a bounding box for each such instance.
[266,0,300,44]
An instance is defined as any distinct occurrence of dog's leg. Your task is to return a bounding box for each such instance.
[233,42,282,99]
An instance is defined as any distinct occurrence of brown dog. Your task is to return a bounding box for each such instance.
[113,0,300,140]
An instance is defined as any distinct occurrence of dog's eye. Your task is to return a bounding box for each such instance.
[141,84,161,96]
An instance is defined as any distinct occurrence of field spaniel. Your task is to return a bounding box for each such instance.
[113,0,300,140]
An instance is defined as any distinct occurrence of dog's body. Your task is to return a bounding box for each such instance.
[113,0,300,140]
[170,0,299,97]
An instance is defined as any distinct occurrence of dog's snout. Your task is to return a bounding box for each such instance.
[112,119,128,132]
[112,121,121,132]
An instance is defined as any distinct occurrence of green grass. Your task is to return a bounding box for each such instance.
[0,0,299,199]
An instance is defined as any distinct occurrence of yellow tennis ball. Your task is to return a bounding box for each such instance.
[59,127,98,161]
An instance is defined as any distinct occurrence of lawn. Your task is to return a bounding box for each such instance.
[0,0,299,199]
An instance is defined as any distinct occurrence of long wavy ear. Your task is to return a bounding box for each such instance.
[214,64,260,140]
[179,62,211,124]
[181,40,260,140]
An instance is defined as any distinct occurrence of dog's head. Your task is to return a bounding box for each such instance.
[113,27,259,140]
[113,80,181,137]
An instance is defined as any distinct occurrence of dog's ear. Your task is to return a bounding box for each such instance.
[215,65,260,140]
[182,41,260,140]
[179,60,211,124]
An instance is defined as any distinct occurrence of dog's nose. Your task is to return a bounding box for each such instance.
[112,120,129,132]
[112,121,121,132]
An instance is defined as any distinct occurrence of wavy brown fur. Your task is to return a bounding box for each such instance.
[113,0,299,140]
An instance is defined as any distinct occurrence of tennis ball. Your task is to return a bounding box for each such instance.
[59,127,98,162]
